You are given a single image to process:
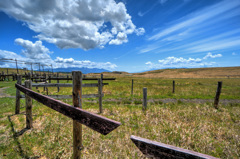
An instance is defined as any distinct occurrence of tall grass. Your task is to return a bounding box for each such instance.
[0,77,239,158]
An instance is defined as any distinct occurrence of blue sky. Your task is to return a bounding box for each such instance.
[0,0,239,73]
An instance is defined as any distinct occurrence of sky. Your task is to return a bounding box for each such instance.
[0,0,239,73]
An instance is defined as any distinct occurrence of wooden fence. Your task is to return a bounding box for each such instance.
[13,72,222,158]
[16,74,115,113]
[15,71,120,158]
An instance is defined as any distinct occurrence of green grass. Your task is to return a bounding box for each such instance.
[0,77,240,158]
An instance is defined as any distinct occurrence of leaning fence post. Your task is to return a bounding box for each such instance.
[131,79,134,96]
[172,80,175,93]
[214,81,222,109]
[15,75,22,114]
[98,74,103,113]
[25,80,33,129]
[143,87,147,111]
[72,71,83,159]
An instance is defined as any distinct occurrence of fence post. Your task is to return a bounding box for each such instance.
[98,74,103,113]
[49,75,51,83]
[57,73,60,92]
[131,79,134,96]
[72,71,83,159]
[25,80,33,129]
[43,74,46,91]
[214,81,222,109]
[2,71,5,81]
[172,80,175,93]
[143,87,147,111]
[15,75,22,114]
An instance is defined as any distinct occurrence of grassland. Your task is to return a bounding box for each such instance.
[0,67,240,158]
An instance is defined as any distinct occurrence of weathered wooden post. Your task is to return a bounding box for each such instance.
[143,87,147,111]
[43,74,46,91]
[57,72,60,92]
[49,75,51,83]
[27,72,31,80]
[35,74,38,90]
[7,68,8,74]
[72,71,83,159]
[172,80,175,93]
[131,79,134,96]
[214,81,222,109]
[12,73,15,81]
[25,80,33,129]
[98,74,103,113]
[2,71,5,81]
[15,75,22,114]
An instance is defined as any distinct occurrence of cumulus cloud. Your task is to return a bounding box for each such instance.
[1,38,117,70]
[15,38,52,60]
[203,52,222,59]
[0,0,144,50]
[0,50,26,68]
[158,56,202,65]
[146,52,222,69]
[54,57,117,70]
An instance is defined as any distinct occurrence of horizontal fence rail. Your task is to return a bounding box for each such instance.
[15,83,121,135]
[20,94,103,99]
[31,83,109,87]
[48,77,116,80]
[131,135,218,159]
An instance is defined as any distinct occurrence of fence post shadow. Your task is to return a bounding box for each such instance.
[7,114,32,159]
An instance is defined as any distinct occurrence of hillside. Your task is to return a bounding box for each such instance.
[132,67,240,78]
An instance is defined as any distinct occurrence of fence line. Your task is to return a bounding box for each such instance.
[15,83,120,134]
[15,71,121,158]
[16,74,114,113]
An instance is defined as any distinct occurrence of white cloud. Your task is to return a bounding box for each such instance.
[203,52,222,59]
[135,28,145,36]
[145,52,222,69]
[54,57,117,70]
[1,38,117,71]
[158,56,202,65]
[0,0,144,50]
[15,38,52,60]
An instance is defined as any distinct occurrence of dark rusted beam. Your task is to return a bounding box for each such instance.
[15,83,121,135]
[130,135,219,159]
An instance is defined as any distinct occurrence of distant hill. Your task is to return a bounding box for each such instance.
[132,67,240,78]
[52,67,111,74]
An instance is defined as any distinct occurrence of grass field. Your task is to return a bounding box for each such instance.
[0,68,240,158]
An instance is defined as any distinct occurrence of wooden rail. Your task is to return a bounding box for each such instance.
[31,83,109,87]
[48,77,116,80]
[131,135,218,159]
[15,83,121,135]
[20,94,103,99]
